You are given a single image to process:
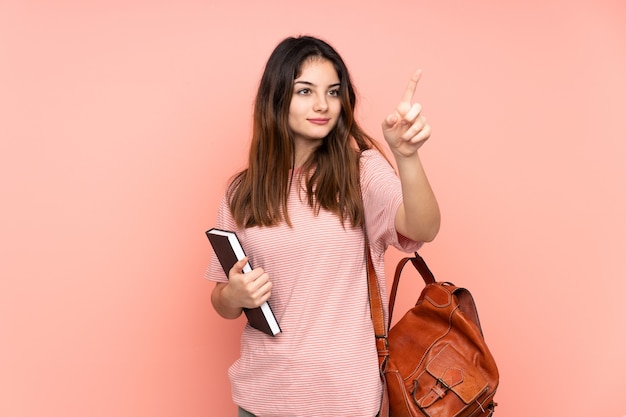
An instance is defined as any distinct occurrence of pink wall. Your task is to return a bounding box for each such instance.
[1,1,625,416]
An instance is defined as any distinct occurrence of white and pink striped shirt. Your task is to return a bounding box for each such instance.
[205,149,422,417]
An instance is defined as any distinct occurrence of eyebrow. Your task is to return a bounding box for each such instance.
[294,80,341,88]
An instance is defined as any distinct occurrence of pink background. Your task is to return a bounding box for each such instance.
[1,1,625,416]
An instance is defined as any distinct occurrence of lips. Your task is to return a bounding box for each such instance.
[308,118,330,125]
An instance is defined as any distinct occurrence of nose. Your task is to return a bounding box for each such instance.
[313,95,328,112]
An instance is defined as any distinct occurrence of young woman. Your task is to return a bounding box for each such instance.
[205,35,440,417]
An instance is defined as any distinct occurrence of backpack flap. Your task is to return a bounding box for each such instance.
[415,344,488,410]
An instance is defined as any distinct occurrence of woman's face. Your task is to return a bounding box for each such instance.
[288,58,342,153]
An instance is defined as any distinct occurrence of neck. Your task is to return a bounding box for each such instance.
[293,140,320,168]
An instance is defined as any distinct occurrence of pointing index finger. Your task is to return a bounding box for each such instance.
[400,69,422,104]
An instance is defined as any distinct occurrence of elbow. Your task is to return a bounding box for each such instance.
[421,223,440,243]
[423,216,441,242]
[403,214,441,243]
[396,203,440,243]
[408,223,440,243]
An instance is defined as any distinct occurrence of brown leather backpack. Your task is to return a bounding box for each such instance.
[368,252,499,417]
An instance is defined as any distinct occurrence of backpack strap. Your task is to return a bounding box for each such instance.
[365,239,390,417]
[390,252,485,337]
[389,252,435,326]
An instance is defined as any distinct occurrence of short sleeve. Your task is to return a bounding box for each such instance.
[203,194,239,283]
[360,149,423,257]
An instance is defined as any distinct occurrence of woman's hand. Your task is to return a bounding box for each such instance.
[381,70,431,158]
[382,70,440,243]
[227,257,272,309]
[211,257,272,319]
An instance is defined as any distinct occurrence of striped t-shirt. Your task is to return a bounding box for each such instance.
[205,149,422,417]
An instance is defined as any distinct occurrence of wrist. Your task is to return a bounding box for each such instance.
[221,284,243,310]
[213,283,244,319]
[393,150,422,168]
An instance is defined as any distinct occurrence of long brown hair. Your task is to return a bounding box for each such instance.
[228,35,384,228]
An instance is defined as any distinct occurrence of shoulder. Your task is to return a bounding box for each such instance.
[360,149,396,180]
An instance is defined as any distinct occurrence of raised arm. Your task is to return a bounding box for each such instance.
[381,70,440,242]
